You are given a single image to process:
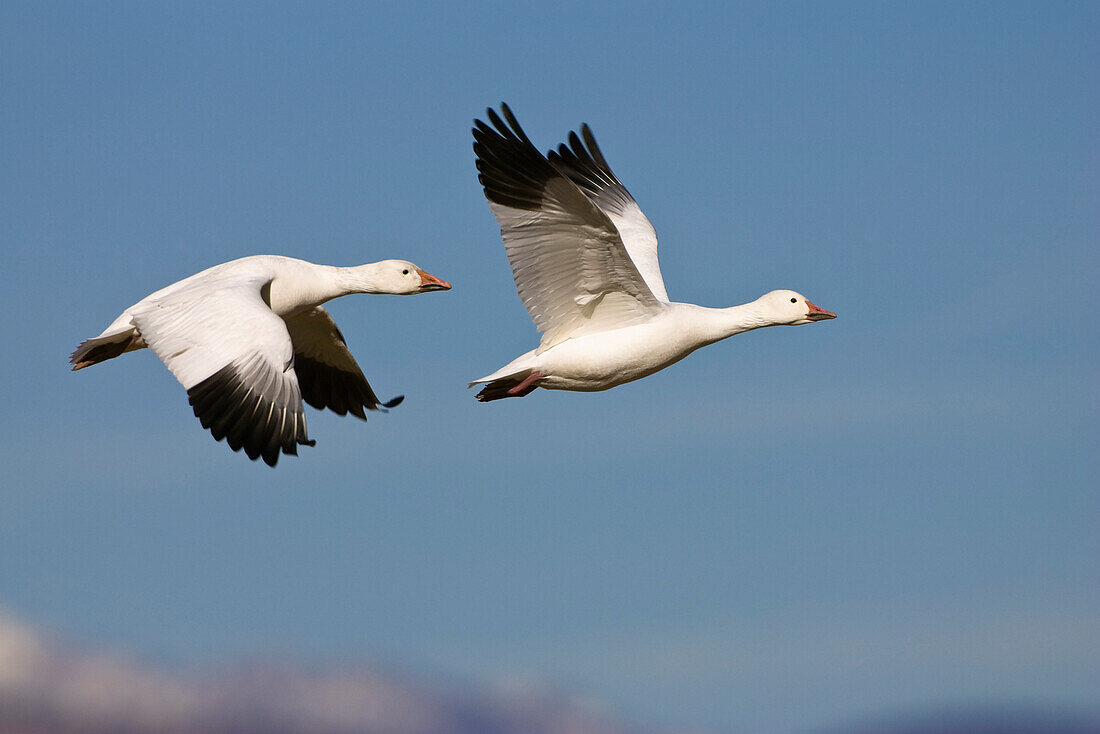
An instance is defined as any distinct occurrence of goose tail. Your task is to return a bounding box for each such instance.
[471,370,546,402]
[473,376,525,402]
[70,330,139,371]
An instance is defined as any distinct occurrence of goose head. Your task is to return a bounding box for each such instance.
[372,260,452,294]
[759,290,836,326]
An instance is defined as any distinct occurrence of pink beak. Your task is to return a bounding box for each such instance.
[805,300,836,321]
[415,269,452,292]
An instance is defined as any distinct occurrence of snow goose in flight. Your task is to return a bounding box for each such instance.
[71,255,451,466]
[469,104,835,401]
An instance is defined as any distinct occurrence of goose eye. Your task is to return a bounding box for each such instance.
[402,269,409,275]
[790,297,797,303]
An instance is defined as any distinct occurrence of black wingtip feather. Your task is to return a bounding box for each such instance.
[568,130,584,157]
[187,362,313,468]
[580,124,606,164]
[541,117,634,217]
[293,354,394,421]
[472,104,558,212]
[485,107,507,135]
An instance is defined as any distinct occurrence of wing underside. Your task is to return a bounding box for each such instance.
[130,275,314,466]
[474,104,665,349]
[284,306,403,418]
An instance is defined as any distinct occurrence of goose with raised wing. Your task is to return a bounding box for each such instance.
[71,255,451,466]
[469,104,835,402]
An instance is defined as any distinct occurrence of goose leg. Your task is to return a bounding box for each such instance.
[507,371,546,397]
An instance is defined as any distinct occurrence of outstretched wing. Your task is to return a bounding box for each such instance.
[129,274,312,467]
[473,103,664,349]
[548,125,669,302]
[284,306,403,419]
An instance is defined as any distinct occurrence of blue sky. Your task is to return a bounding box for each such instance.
[1,2,1097,732]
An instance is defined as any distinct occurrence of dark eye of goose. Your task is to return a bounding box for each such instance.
[790,297,797,303]
[402,269,409,275]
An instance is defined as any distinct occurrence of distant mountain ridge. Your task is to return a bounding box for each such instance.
[0,611,697,734]
[2,611,1096,734]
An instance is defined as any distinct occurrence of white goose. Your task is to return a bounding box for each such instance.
[469,104,836,402]
[71,255,451,466]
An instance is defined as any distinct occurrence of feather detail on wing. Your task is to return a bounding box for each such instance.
[548,125,669,302]
[473,103,664,350]
[129,274,313,466]
[284,306,403,419]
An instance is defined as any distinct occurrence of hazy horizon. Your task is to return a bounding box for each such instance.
[3,608,1097,734]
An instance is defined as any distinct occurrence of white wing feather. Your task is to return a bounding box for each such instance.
[129,273,312,466]
[129,274,292,390]
[474,105,665,351]
[548,126,670,303]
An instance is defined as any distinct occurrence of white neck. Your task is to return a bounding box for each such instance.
[334,263,395,295]
[268,262,393,316]
[684,301,774,346]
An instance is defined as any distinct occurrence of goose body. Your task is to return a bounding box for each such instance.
[71,255,451,466]
[469,104,835,401]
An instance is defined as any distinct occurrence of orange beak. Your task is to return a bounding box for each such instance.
[805,300,836,321]
[415,269,452,292]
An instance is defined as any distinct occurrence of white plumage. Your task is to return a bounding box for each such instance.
[469,104,835,402]
[71,255,450,466]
